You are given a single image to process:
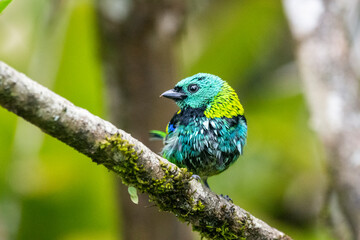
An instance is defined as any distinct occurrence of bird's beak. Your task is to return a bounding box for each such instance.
[160,89,187,100]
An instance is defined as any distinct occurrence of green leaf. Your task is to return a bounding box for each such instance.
[0,0,12,14]
[128,186,139,204]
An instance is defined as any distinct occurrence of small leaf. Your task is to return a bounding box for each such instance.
[0,0,12,14]
[128,186,137,195]
[130,194,138,204]
[128,186,139,204]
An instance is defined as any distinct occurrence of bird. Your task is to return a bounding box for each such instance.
[150,73,247,191]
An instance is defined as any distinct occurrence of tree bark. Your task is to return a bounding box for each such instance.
[0,61,291,240]
[283,0,360,238]
[96,0,190,239]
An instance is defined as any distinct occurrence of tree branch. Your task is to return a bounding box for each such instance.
[0,61,291,240]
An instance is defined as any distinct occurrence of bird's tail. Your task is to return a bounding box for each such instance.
[149,130,166,140]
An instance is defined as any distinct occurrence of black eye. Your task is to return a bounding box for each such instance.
[188,84,199,93]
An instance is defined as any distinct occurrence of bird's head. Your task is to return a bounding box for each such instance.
[161,73,223,109]
[161,73,244,118]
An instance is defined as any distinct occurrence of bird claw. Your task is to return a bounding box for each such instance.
[220,194,233,203]
[192,174,201,182]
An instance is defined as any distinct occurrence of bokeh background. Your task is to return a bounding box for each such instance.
[0,0,334,239]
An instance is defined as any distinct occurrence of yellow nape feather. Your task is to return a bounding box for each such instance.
[204,82,244,118]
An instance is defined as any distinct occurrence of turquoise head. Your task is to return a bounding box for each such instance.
[161,73,224,109]
[161,73,244,118]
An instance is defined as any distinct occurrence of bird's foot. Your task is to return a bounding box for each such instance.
[220,194,233,203]
[192,174,201,182]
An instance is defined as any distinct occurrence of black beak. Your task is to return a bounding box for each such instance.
[160,89,187,100]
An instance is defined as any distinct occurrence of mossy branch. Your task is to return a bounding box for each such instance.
[0,61,291,240]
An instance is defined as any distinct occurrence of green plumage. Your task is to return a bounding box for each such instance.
[149,130,167,140]
[153,73,247,189]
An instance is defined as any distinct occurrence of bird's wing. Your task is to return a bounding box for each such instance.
[166,110,182,135]
[149,110,182,141]
[224,114,247,155]
[234,115,247,155]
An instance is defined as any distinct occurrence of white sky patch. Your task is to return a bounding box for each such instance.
[350,149,360,167]
[158,11,180,38]
[99,0,132,23]
[283,0,325,38]
[327,92,343,132]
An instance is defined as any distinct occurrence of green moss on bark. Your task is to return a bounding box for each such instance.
[96,133,267,240]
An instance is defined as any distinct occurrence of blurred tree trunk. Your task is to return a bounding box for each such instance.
[96,1,193,239]
[284,0,360,238]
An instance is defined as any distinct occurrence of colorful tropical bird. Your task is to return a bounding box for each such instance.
[151,73,247,191]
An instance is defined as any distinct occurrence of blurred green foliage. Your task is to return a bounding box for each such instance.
[0,0,12,14]
[0,1,117,240]
[0,0,334,239]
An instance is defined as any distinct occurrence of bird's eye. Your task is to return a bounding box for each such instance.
[188,84,199,93]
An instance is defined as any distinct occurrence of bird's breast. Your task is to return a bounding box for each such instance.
[162,115,247,177]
